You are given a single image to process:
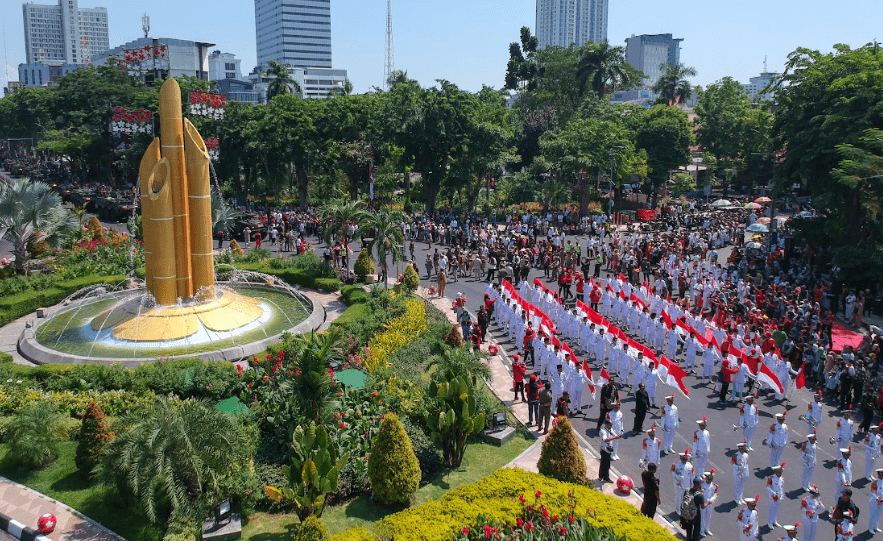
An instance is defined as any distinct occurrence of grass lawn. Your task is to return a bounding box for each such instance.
[0,442,162,541]
[242,433,534,539]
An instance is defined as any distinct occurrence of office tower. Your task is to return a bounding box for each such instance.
[254,0,332,69]
[22,0,109,67]
[624,33,683,86]
[536,0,608,49]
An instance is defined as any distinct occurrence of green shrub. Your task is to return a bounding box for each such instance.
[401,264,419,292]
[368,413,421,505]
[54,274,127,296]
[444,325,463,348]
[340,285,369,305]
[5,402,66,469]
[368,468,675,541]
[295,516,330,541]
[76,400,114,475]
[0,288,62,316]
[353,249,374,279]
[330,527,374,541]
[241,247,272,262]
[314,278,341,292]
[537,415,587,485]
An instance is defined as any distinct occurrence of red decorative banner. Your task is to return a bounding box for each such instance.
[110,107,153,135]
[189,91,226,120]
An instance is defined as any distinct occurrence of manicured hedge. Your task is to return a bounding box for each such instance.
[0,274,127,326]
[330,303,373,331]
[54,274,127,296]
[0,355,239,401]
[340,285,369,306]
[231,263,340,293]
[361,468,675,541]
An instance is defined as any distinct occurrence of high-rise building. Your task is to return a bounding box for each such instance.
[536,0,608,49]
[22,0,109,67]
[742,65,777,102]
[624,33,683,87]
[254,0,332,69]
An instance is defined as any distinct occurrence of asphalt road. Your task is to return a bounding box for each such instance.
[333,228,878,541]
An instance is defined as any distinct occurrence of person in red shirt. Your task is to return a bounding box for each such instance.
[523,323,537,364]
[484,293,495,321]
[575,274,586,303]
[512,354,527,401]
[718,355,739,403]
[590,286,602,311]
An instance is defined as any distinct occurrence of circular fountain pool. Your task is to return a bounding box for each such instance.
[18,276,324,366]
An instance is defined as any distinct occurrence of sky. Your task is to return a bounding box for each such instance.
[3,0,883,95]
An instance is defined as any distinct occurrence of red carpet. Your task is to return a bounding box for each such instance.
[831,320,864,352]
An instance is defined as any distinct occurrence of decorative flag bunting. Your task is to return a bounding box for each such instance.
[110,107,152,135]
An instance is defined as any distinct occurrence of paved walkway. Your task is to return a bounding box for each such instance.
[416,287,678,536]
[0,476,124,541]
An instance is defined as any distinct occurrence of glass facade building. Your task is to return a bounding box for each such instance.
[254,0,332,69]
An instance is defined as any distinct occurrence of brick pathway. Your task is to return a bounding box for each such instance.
[0,476,124,541]
[417,287,677,536]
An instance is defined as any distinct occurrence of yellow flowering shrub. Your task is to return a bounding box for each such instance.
[329,527,374,541]
[339,468,677,541]
[0,385,154,417]
[363,298,427,373]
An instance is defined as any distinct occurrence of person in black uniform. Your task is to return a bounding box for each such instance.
[633,382,651,433]
[640,462,660,518]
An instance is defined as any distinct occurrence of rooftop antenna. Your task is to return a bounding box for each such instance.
[142,13,150,39]
[763,55,768,73]
[3,24,10,89]
[384,0,394,89]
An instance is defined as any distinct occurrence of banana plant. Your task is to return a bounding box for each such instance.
[426,370,485,468]
[263,421,350,520]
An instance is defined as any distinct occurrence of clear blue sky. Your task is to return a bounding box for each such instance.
[2,0,883,95]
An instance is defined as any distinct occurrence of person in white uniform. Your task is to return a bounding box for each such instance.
[863,424,881,481]
[869,467,883,534]
[671,450,694,515]
[835,448,853,503]
[800,485,823,541]
[732,441,750,504]
[767,413,788,468]
[700,469,719,536]
[692,416,711,476]
[738,497,760,541]
[800,433,818,491]
[766,463,786,528]
[661,395,679,454]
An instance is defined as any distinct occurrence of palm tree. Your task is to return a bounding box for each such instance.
[362,211,404,287]
[96,397,243,522]
[263,60,301,100]
[576,41,637,99]
[320,199,367,270]
[0,178,75,274]
[653,63,698,105]
[280,329,342,423]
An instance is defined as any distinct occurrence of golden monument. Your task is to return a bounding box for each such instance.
[92,79,263,341]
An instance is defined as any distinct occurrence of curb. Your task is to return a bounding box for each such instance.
[0,512,51,541]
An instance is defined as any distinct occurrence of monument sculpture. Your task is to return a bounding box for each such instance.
[94,79,263,341]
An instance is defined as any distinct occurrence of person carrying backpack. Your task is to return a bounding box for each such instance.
[680,477,705,541]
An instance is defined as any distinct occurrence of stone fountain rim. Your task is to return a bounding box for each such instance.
[17,282,326,367]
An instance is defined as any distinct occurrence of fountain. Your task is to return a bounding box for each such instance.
[18,80,323,366]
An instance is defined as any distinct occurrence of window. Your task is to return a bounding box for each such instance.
[225,62,236,70]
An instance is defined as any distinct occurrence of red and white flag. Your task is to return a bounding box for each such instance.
[597,368,611,387]
[743,354,785,394]
[582,360,596,398]
[655,355,690,398]
[795,365,806,390]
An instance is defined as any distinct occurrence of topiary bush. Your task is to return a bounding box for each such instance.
[537,415,587,485]
[75,400,114,476]
[5,402,66,469]
[353,249,374,280]
[401,264,419,292]
[295,515,330,541]
[368,412,421,505]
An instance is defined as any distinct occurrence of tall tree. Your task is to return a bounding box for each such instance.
[635,105,694,206]
[652,63,698,105]
[504,27,541,92]
[773,43,883,241]
[575,41,641,99]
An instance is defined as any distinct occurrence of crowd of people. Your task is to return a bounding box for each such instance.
[445,202,883,541]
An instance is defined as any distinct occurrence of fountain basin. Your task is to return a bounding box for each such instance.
[18,282,325,367]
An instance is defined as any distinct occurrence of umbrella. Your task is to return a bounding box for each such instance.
[754,196,772,204]
[756,217,772,225]
[746,223,769,233]
[795,211,814,218]
[745,241,763,249]
[744,202,763,210]
[710,199,733,209]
